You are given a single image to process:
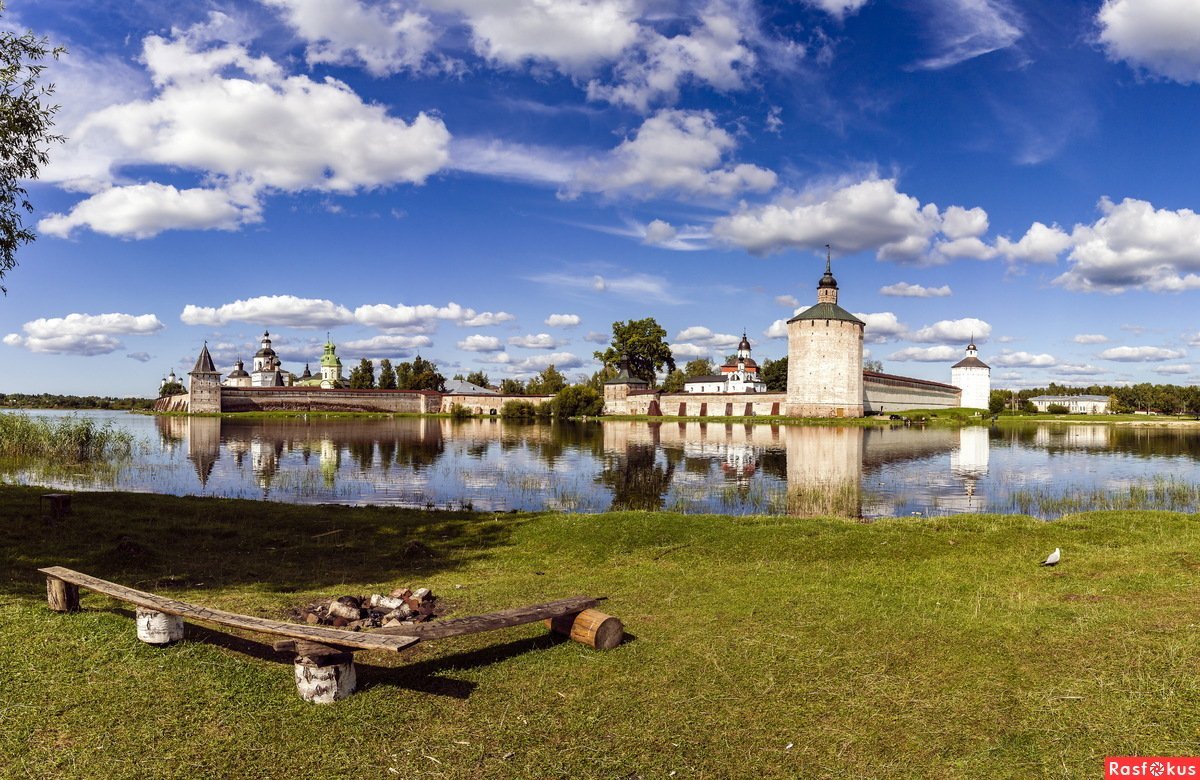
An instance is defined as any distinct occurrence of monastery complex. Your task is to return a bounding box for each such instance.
[157,262,990,417]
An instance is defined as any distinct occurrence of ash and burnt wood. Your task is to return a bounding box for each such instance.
[372,595,600,640]
[38,566,420,654]
[45,576,79,613]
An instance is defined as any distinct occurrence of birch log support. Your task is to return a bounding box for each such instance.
[294,648,356,704]
[135,608,184,645]
[545,609,624,650]
[46,576,79,613]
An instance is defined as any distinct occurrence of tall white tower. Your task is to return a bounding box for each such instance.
[951,341,991,410]
[785,251,865,418]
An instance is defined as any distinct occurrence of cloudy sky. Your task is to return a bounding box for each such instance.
[6,0,1200,395]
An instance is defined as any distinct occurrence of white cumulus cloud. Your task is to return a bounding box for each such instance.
[880,282,952,298]
[908,317,991,344]
[355,302,512,331]
[1097,345,1186,362]
[39,16,451,239]
[1073,334,1109,344]
[545,313,581,328]
[458,334,504,352]
[181,295,354,328]
[854,311,907,343]
[712,177,947,260]
[1154,364,1192,375]
[887,345,960,362]
[1055,197,1200,293]
[570,109,776,199]
[340,334,433,357]
[991,351,1057,367]
[265,0,439,76]
[1098,0,1200,84]
[995,222,1072,264]
[509,333,559,349]
[5,312,164,356]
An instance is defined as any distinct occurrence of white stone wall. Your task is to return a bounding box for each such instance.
[785,318,864,417]
[952,365,990,409]
[863,376,961,413]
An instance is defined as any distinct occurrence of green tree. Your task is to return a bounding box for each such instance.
[660,371,686,393]
[864,359,884,373]
[1046,403,1069,415]
[377,359,396,390]
[158,381,184,397]
[553,385,603,418]
[395,355,445,391]
[348,358,375,389]
[0,9,63,294]
[465,370,490,388]
[761,356,788,392]
[526,364,567,395]
[593,317,675,385]
[498,378,526,395]
[988,389,1008,415]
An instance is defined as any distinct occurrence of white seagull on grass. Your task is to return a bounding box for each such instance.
[1040,548,1061,566]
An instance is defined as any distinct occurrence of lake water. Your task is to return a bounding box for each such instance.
[5,410,1200,518]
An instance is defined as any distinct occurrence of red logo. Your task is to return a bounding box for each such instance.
[1107,758,1200,778]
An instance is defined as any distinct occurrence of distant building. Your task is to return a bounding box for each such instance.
[225,359,251,388]
[951,341,990,409]
[445,379,497,395]
[251,331,287,387]
[159,369,181,391]
[683,333,767,394]
[318,337,343,389]
[1029,395,1110,414]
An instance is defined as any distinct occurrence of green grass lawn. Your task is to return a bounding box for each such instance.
[2,486,1198,778]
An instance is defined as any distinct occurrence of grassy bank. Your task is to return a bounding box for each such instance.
[2,486,1199,778]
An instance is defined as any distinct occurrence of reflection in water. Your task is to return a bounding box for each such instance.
[4,411,1196,518]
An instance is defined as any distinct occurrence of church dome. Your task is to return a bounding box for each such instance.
[738,333,752,352]
[818,268,838,289]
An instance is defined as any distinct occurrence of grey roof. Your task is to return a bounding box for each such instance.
[445,379,498,395]
[227,367,250,378]
[190,344,219,374]
[952,356,990,369]
[1030,395,1110,402]
[604,365,650,385]
[787,302,865,325]
[684,374,726,383]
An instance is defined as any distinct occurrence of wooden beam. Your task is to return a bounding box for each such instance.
[372,595,599,640]
[37,566,420,655]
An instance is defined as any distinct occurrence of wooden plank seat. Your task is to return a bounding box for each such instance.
[38,566,623,704]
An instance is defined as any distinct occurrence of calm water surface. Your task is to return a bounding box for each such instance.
[6,410,1200,518]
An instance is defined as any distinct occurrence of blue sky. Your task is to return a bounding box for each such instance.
[5,0,1200,396]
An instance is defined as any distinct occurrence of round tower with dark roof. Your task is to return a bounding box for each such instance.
[951,341,990,409]
[785,250,865,418]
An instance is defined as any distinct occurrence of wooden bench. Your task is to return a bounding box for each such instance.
[38,566,622,703]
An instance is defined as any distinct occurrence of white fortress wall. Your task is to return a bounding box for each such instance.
[862,373,961,414]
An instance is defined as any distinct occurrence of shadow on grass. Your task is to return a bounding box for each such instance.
[0,486,529,598]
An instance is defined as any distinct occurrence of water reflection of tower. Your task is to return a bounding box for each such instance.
[185,417,221,486]
[946,426,990,513]
[251,437,282,492]
[784,427,863,518]
[320,438,340,488]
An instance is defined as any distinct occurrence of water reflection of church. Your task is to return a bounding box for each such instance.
[162,415,994,517]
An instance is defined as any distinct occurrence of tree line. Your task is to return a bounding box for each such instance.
[991,382,1200,415]
[1,393,155,410]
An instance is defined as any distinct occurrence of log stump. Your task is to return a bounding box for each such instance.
[40,493,71,521]
[46,576,80,613]
[135,608,184,645]
[545,608,624,650]
[294,654,356,704]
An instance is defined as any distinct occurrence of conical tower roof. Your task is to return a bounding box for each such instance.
[190,343,219,375]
